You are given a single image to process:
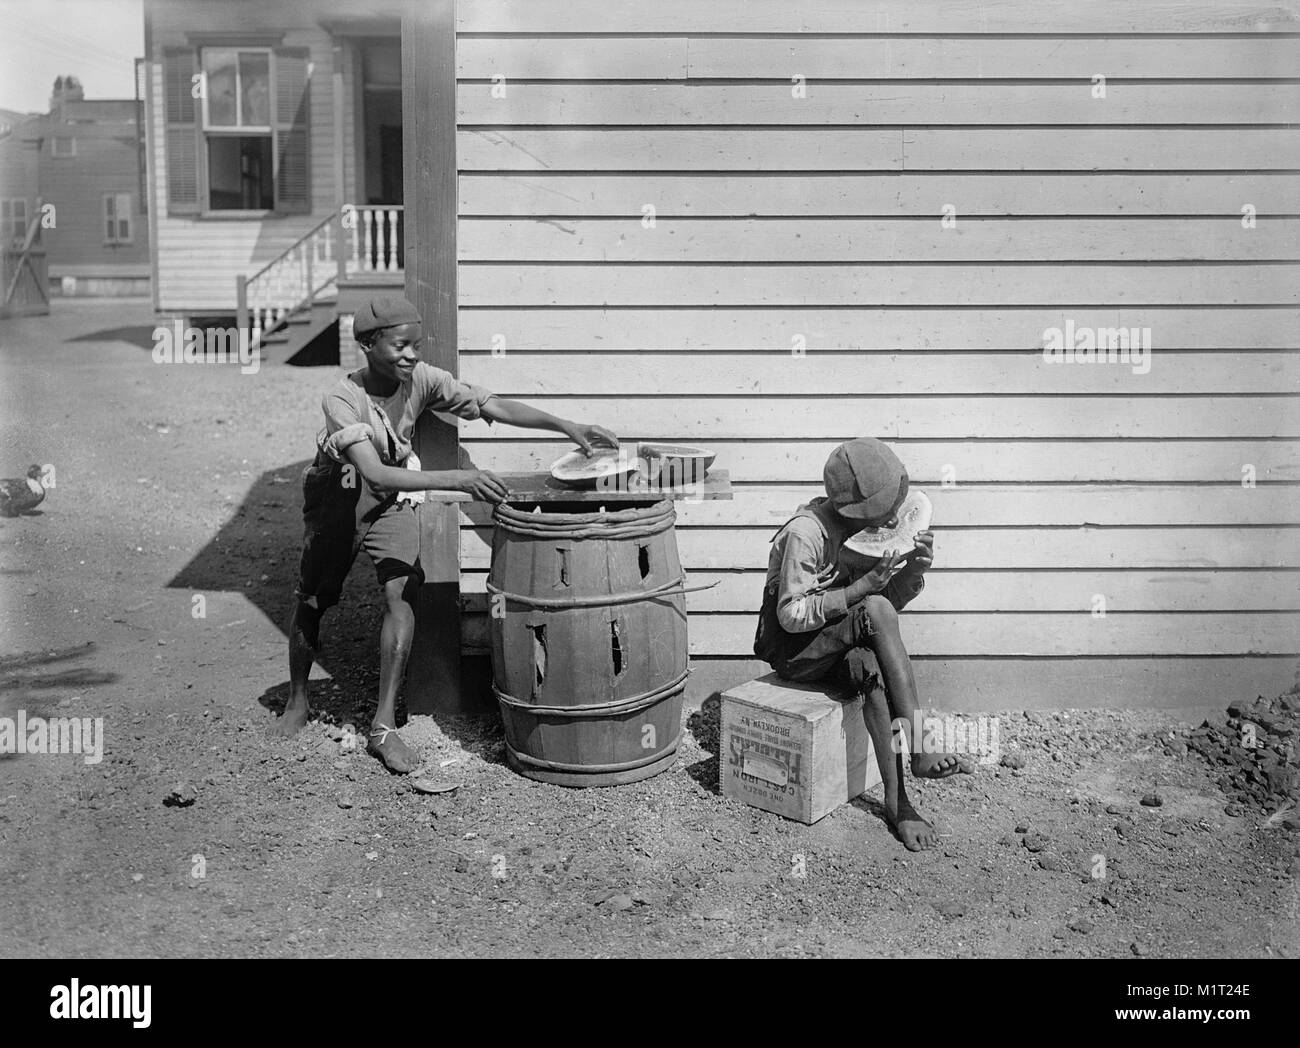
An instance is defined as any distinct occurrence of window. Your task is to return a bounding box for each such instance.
[2,199,28,242]
[103,193,132,244]
[51,136,76,157]
[201,48,273,211]
[163,46,310,216]
[202,48,271,129]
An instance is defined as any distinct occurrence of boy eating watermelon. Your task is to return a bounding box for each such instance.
[753,437,973,850]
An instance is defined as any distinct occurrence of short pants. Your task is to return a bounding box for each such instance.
[293,453,423,611]
[754,586,883,697]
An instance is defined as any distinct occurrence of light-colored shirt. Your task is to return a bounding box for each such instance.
[318,362,492,466]
[316,363,494,505]
[765,497,925,634]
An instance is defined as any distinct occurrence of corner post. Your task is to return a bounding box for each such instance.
[332,41,348,286]
[402,0,462,714]
[236,274,248,340]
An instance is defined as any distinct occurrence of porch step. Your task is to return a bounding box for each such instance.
[256,300,339,366]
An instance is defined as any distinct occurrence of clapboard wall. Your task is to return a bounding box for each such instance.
[451,0,1300,708]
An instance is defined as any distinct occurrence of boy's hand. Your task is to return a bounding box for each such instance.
[453,469,508,503]
[805,562,843,596]
[895,530,934,576]
[846,551,904,601]
[564,422,619,456]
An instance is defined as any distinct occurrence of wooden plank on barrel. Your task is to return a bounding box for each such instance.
[492,469,733,502]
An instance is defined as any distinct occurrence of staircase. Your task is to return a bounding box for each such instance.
[236,205,404,366]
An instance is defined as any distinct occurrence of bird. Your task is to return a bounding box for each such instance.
[0,464,52,517]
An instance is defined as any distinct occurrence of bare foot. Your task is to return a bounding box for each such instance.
[272,700,310,737]
[367,723,419,774]
[911,752,975,779]
[887,800,939,851]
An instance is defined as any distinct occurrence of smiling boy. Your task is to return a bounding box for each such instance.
[754,437,973,850]
[279,296,617,772]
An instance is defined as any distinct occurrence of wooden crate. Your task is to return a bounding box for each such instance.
[720,672,882,824]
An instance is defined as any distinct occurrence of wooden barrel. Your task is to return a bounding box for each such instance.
[487,499,688,787]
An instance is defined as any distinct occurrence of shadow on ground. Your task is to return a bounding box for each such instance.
[0,643,118,762]
[686,693,722,794]
[65,326,158,351]
[167,455,497,752]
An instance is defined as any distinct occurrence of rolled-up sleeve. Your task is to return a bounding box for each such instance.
[319,388,375,463]
[417,362,494,421]
[775,525,848,633]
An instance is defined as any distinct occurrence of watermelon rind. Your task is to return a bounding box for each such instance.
[841,490,933,558]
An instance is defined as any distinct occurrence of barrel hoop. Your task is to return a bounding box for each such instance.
[494,669,688,718]
[485,575,718,610]
[491,516,676,541]
[493,499,675,540]
[496,499,673,527]
[506,738,680,775]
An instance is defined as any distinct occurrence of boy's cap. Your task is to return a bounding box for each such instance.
[824,438,907,520]
[353,295,422,337]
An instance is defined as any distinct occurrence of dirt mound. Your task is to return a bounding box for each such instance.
[1184,678,1300,815]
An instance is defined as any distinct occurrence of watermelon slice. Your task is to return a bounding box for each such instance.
[638,443,716,485]
[841,490,933,559]
[549,447,639,489]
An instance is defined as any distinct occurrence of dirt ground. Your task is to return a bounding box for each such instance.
[0,300,1297,958]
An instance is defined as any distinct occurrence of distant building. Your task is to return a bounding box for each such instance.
[0,106,38,140]
[0,76,150,297]
[141,0,406,357]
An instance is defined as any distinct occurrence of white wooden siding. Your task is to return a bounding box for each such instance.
[452,0,1300,703]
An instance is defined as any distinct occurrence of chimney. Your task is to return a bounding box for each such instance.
[50,75,84,120]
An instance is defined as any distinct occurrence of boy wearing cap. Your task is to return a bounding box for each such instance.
[754,437,972,851]
[279,296,618,772]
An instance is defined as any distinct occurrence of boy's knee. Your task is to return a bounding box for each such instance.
[856,594,898,628]
[382,572,419,609]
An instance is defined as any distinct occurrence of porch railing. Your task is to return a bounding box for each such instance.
[1,215,50,318]
[236,205,404,349]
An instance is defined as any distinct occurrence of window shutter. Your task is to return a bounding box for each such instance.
[162,49,200,214]
[274,48,311,213]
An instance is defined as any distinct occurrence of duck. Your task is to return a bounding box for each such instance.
[0,464,52,516]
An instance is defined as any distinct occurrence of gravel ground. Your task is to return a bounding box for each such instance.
[0,300,1297,958]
